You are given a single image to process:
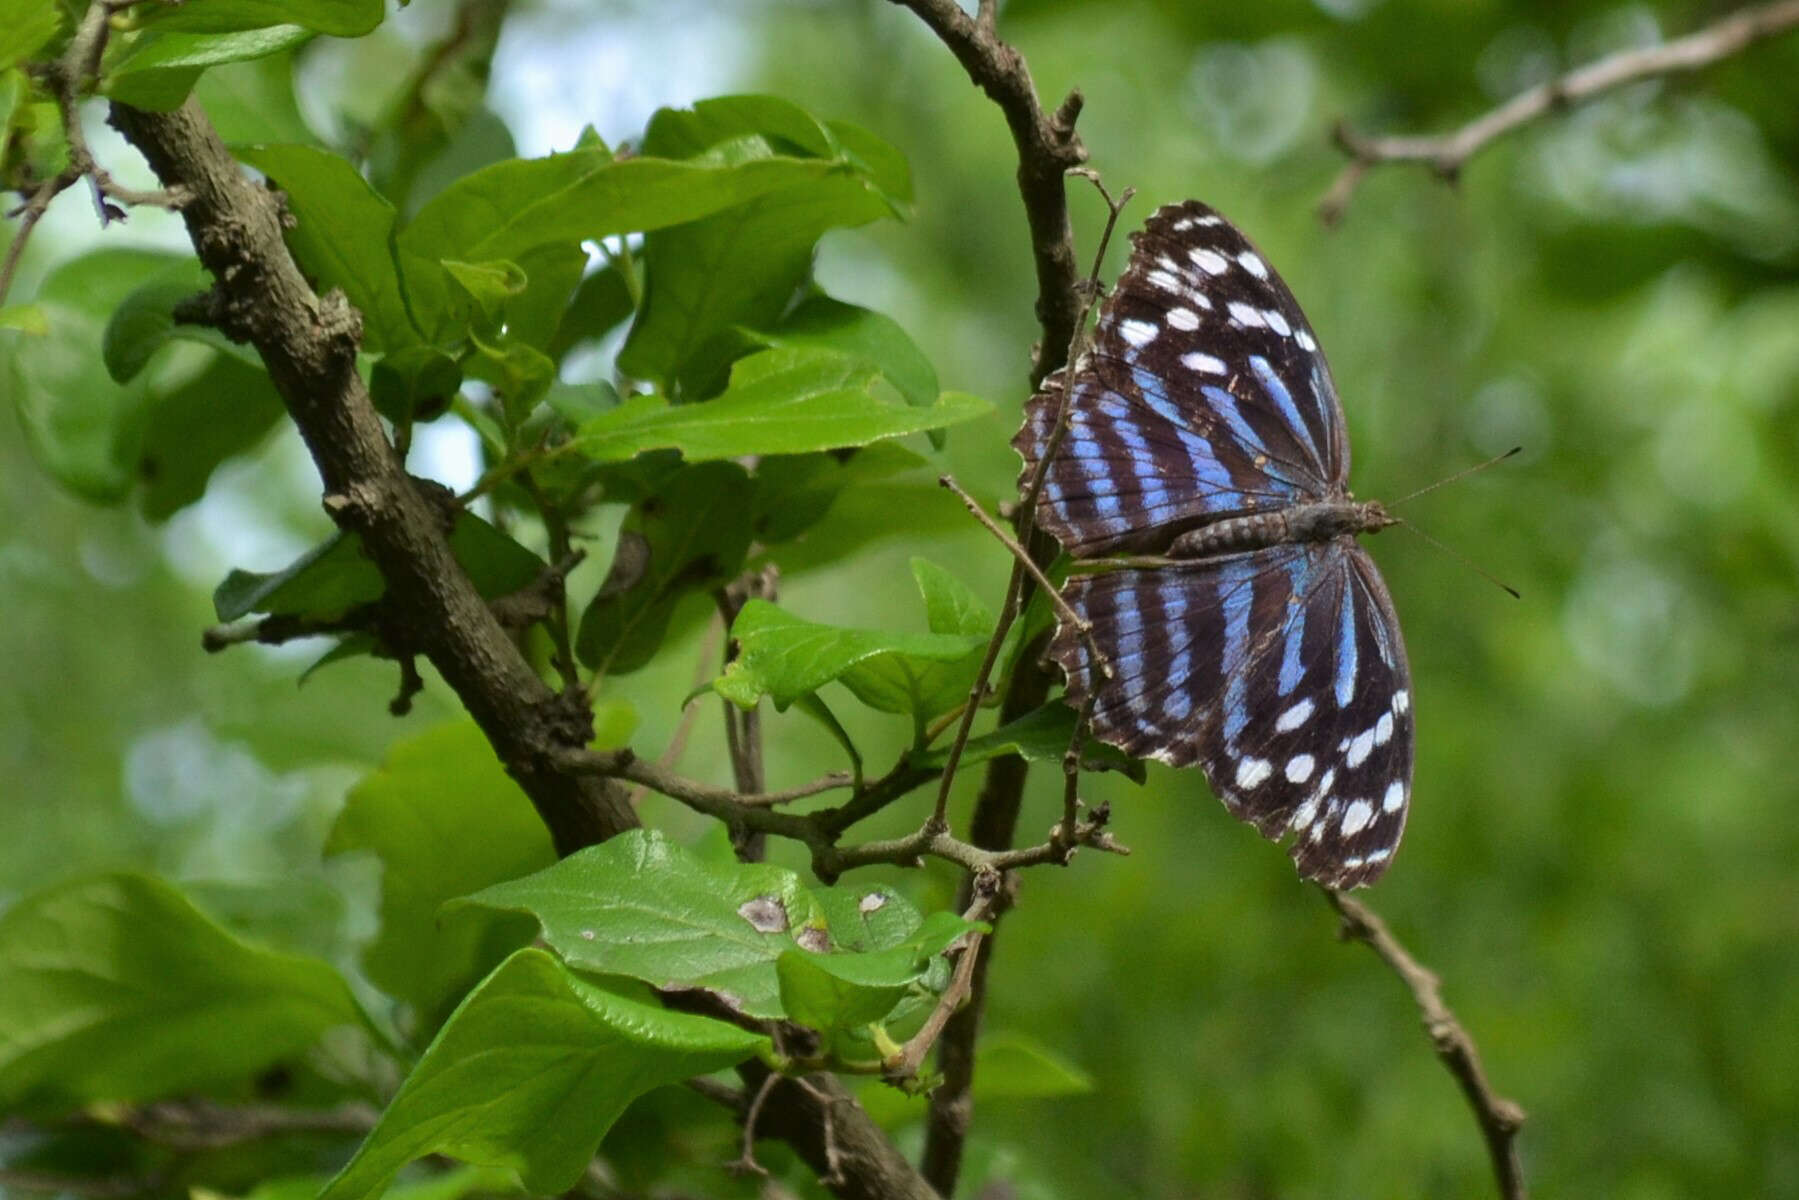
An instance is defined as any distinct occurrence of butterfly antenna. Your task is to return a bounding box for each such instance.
[1391,517,1521,599]
[1388,446,1521,508]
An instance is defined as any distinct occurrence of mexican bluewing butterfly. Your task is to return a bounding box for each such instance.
[1013,200,1412,889]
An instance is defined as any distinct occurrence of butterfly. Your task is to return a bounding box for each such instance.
[1013,200,1413,889]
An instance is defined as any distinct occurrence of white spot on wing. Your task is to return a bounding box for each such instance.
[1392,689,1410,714]
[1237,250,1269,279]
[1341,799,1374,835]
[1285,754,1315,783]
[1345,728,1376,768]
[1189,247,1229,275]
[1146,269,1183,293]
[1290,796,1320,831]
[1263,308,1292,337]
[1181,351,1227,375]
[1227,300,1264,328]
[1165,307,1200,331]
[1235,757,1273,789]
[1382,780,1405,812]
[1119,318,1158,347]
[1275,698,1315,732]
[1295,328,1317,352]
[1374,711,1394,746]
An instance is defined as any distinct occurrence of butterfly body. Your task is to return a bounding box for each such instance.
[1164,499,1395,559]
[1015,200,1413,889]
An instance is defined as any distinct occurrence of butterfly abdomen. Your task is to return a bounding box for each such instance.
[1167,501,1395,559]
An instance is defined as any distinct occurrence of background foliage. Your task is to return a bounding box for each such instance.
[4,1,1798,1197]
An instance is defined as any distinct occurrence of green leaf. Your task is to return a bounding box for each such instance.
[748,293,939,410]
[775,911,974,1034]
[325,721,554,1024]
[0,303,47,334]
[617,178,896,396]
[746,442,928,547]
[640,94,842,161]
[775,951,910,1034]
[911,557,994,637]
[193,51,315,145]
[369,345,462,425]
[910,702,1147,782]
[8,249,190,502]
[457,830,976,1027]
[716,597,985,718]
[399,150,852,273]
[545,261,635,363]
[136,351,285,520]
[318,949,765,1200]
[0,873,362,1109]
[458,831,817,1020]
[466,332,554,428]
[971,1032,1094,1100]
[136,0,383,37]
[441,257,527,327]
[575,460,754,675]
[213,533,379,623]
[0,0,59,69]
[12,251,280,517]
[617,102,906,395]
[101,276,260,382]
[234,144,417,352]
[103,25,312,110]
[576,347,989,463]
[504,242,586,350]
[213,514,545,622]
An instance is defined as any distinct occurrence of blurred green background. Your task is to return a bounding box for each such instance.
[5,1,1798,1196]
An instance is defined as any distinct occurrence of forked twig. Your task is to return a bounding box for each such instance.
[1324,889,1528,1200]
[1320,0,1799,223]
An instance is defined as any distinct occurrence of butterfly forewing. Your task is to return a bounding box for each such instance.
[1021,199,1414,888]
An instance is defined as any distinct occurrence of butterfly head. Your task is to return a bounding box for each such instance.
[1356,499,1398,534]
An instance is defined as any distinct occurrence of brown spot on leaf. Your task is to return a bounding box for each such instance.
[738,895,788,933]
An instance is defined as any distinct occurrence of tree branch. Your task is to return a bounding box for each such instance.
[1324,890,1528,1200]
[106,96,636,856]
[884,7,1113,1192]
[1320,0,1799,223]
[105,87,941,1200]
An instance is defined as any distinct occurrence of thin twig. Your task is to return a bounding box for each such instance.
[937,472,1102,673]
[883,876,1006,1083]
[725,1072,781,1178]
[1324,890,1528,1200]
[922,174,1131,833]
[1320,0,1799,223]
[557,747,1124,881]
